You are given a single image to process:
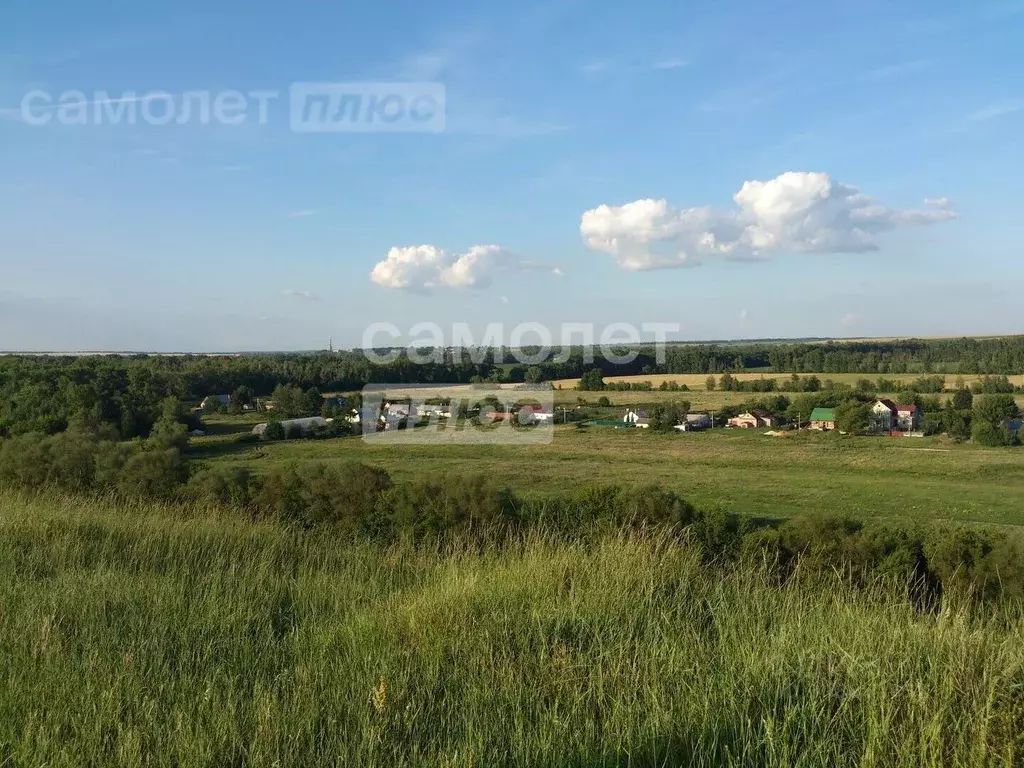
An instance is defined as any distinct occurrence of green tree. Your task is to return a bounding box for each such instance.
[971,421,1013,447]
[942,402,972,441]
[202,396,225,414]
[952,388,973,411]
[974,394,1019,426]
[263,421,286,441]
[228,385,255,414]
[835,400,870,434]
[271,384,309,418]
[577,369,606,391]
[649,404,683,432]
[705,376,716,392]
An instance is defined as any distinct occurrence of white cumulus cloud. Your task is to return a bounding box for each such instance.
[370,244,560,291]
[580,171,956,271]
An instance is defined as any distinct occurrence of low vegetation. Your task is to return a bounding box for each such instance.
[1,490,1023,766]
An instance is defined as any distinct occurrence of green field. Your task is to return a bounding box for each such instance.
[194,419,1024,528]
[2,491,1022,766]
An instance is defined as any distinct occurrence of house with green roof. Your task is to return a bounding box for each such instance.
[809,407,837,431]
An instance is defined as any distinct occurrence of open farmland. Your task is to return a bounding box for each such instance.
[552,372,1024,390]
[192,423,1024,528]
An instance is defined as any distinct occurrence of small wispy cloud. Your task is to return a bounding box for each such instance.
[965,101,1023,123]
[281,289,319,301]
[864,59,933,80]
[580,59,614,75]
[652,58,688,71]
[285,209,320,219]
[840,313,858,328]
[580,57,688,76]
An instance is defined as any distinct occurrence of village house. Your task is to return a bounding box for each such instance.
[623,409,650,428]
[727,410,775,429]
[896,404,921,431]
[675,413,712,432]
[200,394,231,410]
[809,407,837,431]
[870,399,899,431]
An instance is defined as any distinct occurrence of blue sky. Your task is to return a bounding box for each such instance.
[1,0,1023,351]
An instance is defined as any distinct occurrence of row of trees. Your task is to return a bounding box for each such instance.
[3,337,1024,438]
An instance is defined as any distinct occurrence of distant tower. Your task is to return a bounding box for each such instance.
[329,337,334,354]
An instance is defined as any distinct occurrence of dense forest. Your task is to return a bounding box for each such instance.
[3,336,1024,437]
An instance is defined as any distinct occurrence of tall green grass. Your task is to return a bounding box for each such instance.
[1,490,1022,767]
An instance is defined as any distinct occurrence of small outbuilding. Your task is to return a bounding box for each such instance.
[809,407,837,431]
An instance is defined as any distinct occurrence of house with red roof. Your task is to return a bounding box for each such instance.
[896,403,920,431]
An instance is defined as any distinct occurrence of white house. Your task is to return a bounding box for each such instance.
[623,409,650,428]
[870,399,899,431]
[678,413,712,431]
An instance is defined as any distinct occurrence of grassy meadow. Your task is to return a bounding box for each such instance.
[193,423,1024,528]
[2,490,1023,767]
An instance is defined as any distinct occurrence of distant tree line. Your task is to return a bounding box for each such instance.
[3,336,1024,437]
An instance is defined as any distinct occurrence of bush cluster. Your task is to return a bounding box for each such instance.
[0,428,187,500]
[2,428,1023,603]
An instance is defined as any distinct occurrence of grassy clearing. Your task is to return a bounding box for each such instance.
[1,490,1022,766]
[192,426,1024,528]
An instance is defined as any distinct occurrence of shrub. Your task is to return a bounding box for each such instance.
[254,462,393,531]
[379,475,520,541]
[187,466,255,509]
[972,421,1014,447]
[262,422,286,441]
[117,448,186,501]
[924,527,1024,601]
